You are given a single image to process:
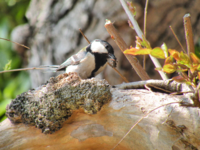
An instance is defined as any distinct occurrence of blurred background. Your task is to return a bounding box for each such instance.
[0,0,31,122]
[1,0,200,122]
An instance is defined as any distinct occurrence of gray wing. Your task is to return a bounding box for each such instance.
[56,48,87,71]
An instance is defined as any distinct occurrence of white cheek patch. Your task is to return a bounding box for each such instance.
[91,41,107,53]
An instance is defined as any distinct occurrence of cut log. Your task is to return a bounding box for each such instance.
[0,74,199,150]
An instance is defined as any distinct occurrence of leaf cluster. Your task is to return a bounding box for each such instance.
[124,37,200,88]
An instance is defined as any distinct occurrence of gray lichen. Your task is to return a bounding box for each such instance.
[6,73,111,134]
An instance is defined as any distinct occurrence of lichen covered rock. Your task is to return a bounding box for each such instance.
[6,73,111,134]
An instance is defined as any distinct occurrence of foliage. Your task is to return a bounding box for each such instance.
[0,0,31,122]
[124,37,200,88]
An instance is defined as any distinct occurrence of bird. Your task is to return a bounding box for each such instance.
[51,39,116,79]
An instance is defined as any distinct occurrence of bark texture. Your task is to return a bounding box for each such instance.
[11,0,200,88]
[0,74,200,150]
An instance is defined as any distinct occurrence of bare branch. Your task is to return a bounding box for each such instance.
[183,14,195,54]
[0,37,30,49]
[169,26,186,53]
[105,21,150,80]
[0,67,47,74]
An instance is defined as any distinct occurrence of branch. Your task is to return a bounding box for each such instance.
[144,0,149,38]
[183,14,195,54]
[0,37,30,49]
[119,0,168,80]
[143,0,150,70]
[105,21,150,80]
[0,67,48,74]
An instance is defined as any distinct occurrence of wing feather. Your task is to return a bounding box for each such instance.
[56,48,87,71]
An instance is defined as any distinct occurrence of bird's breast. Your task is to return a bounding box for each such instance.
[65,53,95,79]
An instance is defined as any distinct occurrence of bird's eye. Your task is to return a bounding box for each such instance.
[105,45,109,49]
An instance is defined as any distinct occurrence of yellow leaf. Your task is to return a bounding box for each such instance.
[165,56,174,64]
[124,48,151,55]
[150,47,166,59]
[198,72,200,80]
[168,49,180,61]
[163,64,176,73]
[190,53,200,64]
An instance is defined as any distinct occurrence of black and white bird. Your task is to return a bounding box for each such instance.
[52,39,116,79]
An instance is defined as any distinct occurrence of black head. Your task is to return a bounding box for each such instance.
[86,39,116,60]
[86,39,117,77]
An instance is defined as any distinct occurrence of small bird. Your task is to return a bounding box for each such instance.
[54,39,116,79]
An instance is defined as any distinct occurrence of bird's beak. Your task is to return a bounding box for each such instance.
[108,53,116,60]
[108,53,117,67]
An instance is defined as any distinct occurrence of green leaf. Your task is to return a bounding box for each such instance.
[163,64,176,73]
[142,36,151,48]
[197,65,200,71]
[178,51,190,65]
[3,60,12,71]
[150,47,166,59]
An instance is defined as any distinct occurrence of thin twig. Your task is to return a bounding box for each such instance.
[107,63,129,83]
[79,28,129,82]
[119,0,168,80]
[0,37,30,49]
[0,67,46,74]
[111,101,182,150]
[169,26,186,53]
[143,56,146,70]
[105,20,150,80]
[79,29,90,44]
[143,0,150,70]
[119,0,143,37]
[183,14,195,54]
[145,84,172,93]
[144,0,149,38]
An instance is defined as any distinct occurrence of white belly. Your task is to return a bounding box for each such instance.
[65,53,95,79]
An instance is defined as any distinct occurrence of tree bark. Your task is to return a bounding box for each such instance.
[0,74,200,150]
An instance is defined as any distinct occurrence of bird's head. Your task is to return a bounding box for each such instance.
[88,39,117,67]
